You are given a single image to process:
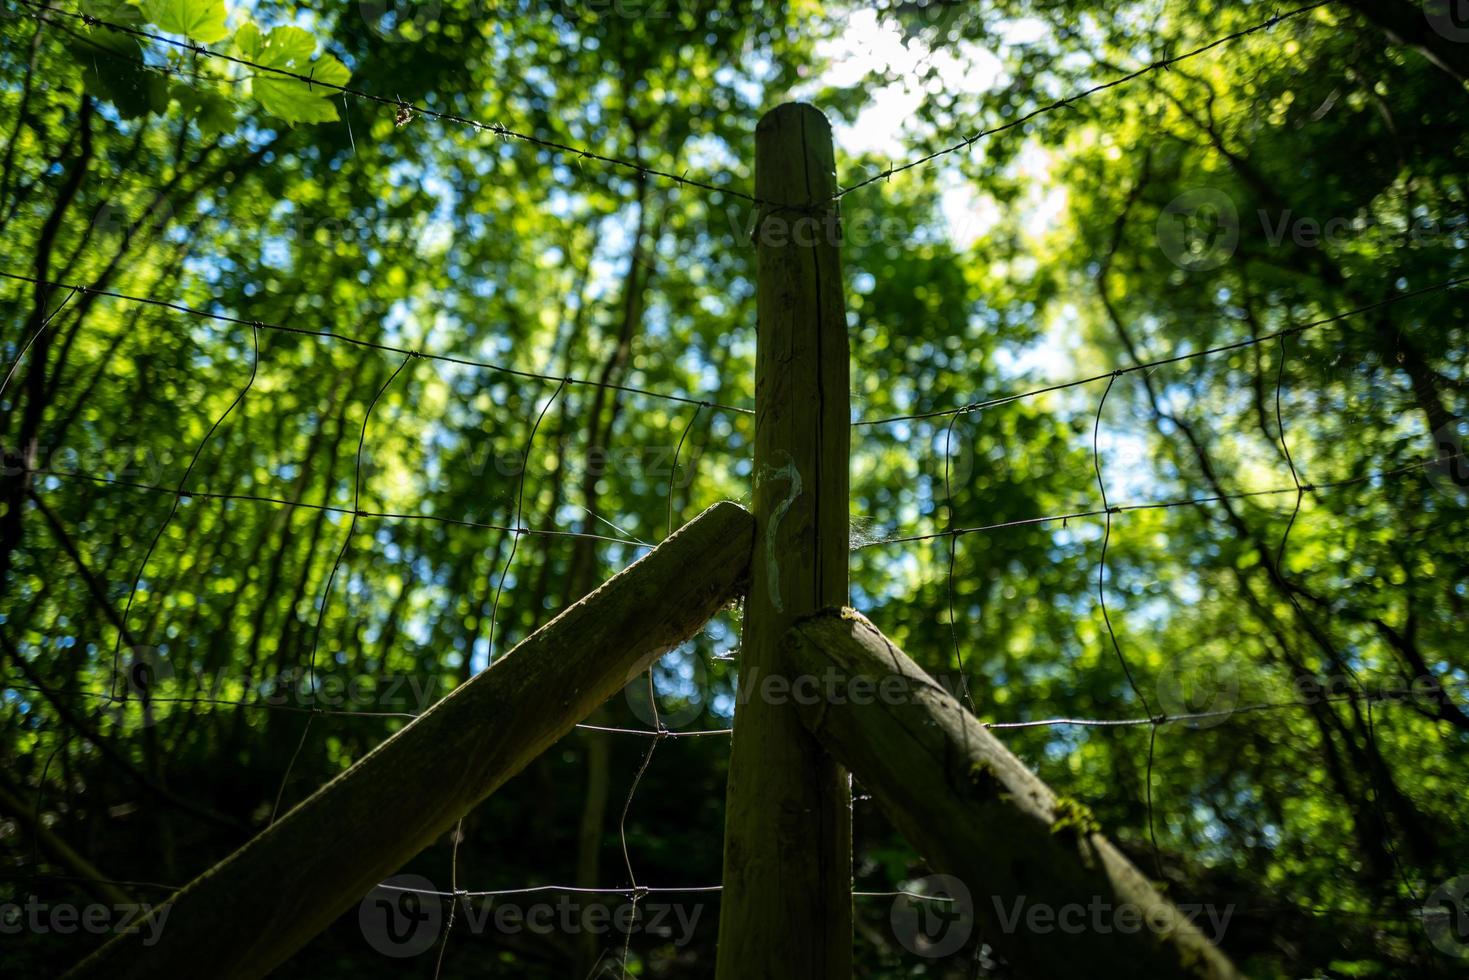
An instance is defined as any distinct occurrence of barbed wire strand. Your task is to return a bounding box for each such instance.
[11,872,1432,925]
[13,0,767,208]
[12,676,1460,738]
[832,0,1333,201]
[0,682,419,718]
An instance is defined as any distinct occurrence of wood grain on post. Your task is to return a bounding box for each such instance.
[783,609,1243,980]
[67,501,755,980]
[715,102,852,980]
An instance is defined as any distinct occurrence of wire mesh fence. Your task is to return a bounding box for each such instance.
[3,0,1466,975]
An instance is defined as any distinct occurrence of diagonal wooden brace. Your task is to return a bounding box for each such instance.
[781,609,1243,980]
[69,501,754,979]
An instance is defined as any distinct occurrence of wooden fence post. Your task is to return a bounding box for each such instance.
[715,102,852,979]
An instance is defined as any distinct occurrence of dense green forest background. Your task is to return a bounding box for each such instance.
[2,0,1467,976]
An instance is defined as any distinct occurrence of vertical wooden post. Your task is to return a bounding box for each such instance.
[716,102,852,979]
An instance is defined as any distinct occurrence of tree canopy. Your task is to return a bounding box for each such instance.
[2,0,1466,976]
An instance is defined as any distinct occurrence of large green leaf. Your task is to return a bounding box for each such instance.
[234,23,351,124]
[80,0,144,27]
[66,10,168,118]
[142,0,230,44]
[171,83,236,136]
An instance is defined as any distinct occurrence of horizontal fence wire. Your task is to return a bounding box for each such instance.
[0,270,750,415]
[0,679,735,735]
[376,882,945,901]
[859,449,1468,548]
[22,467,650,546]
[0,872,1431,925]
[833,0,1334,200]
[6,1,1463,968]
[10,669,1462,738]
[983,679,1469,731]
[11,0,774,208]
[11,0,1346,220]
[855,274,1469,426]
[1,872,1428,923]
[15,0,1337,217]
[369,881,1430,923]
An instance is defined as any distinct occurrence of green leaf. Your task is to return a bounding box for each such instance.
[80,0,145,27]
[171,83,236,136]
[65,13,168,118]
[141,0,229,44]
[234,24,351,124]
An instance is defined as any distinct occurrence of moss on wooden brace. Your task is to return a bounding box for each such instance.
[1050,796,1102,837]
[780,608,1242,979]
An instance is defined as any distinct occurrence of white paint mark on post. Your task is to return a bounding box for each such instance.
[759,452,802,613]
